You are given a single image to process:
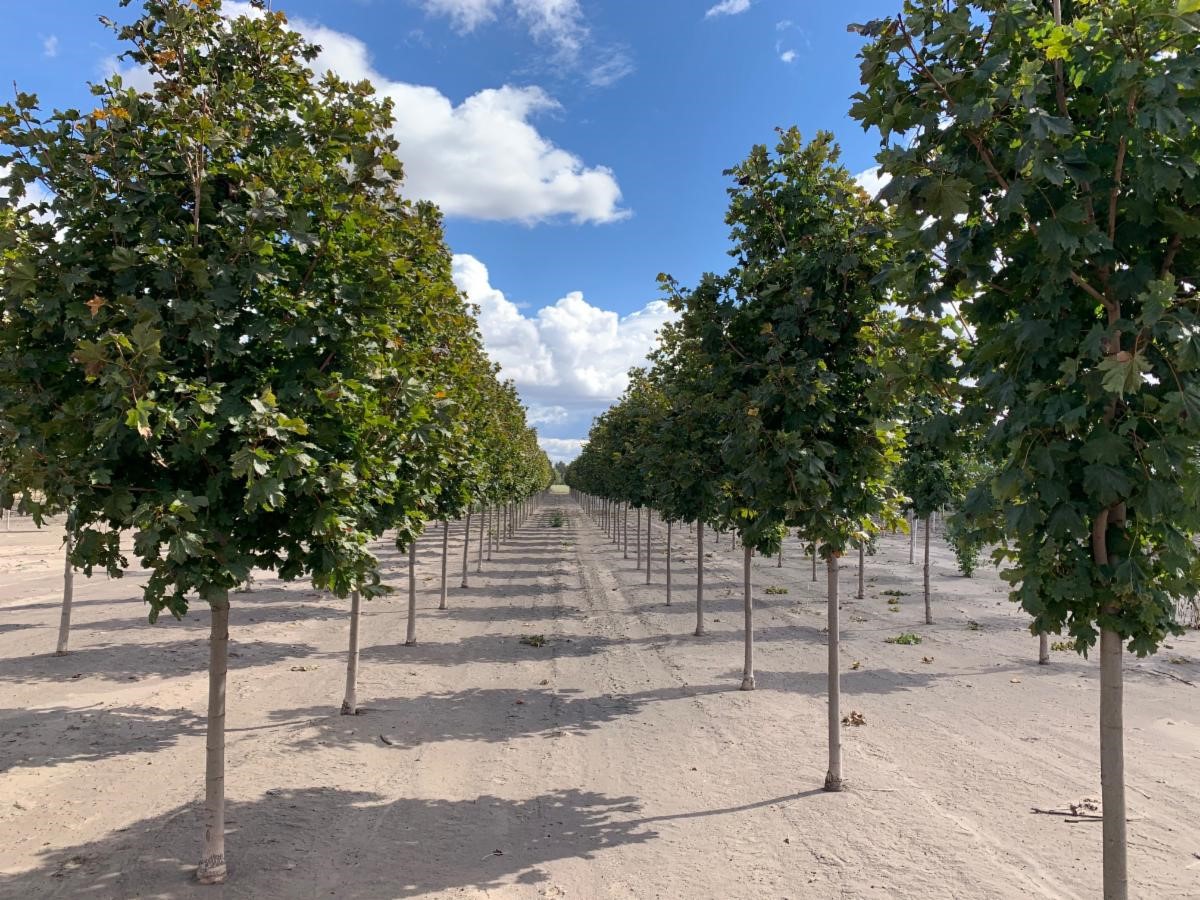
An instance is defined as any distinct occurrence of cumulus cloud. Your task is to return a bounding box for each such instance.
[779,49,796,63]
[526,404,570,426]
[539,437,586,463]
[855,165,891,199]
[454,253,674,402]
[43,35,59,58]
[133,2,627,225]
[421,0,633,87]
[706,0,752,18]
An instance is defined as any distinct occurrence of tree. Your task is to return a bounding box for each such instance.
[683,130,905,786]
[0,0,431,881]
[853,2,1200,894]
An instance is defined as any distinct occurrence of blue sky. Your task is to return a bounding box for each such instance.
[3,0,897,461]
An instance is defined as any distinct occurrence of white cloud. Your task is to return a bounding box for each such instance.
[779,49,796,64]
[526,404,570,426]
[421,0,633,87]
[42,35,59,58]
[197,2,627,224]
[855,165,891,199]
[422,0,502,31]
[453,253,675,402]
[706,0,752,18]
[539,437,586,463]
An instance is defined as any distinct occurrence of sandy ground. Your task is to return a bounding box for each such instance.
[0,495,1198,900]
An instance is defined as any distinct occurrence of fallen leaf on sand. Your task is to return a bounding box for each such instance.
[842,710,866,726]
[290,665,318,672]
[379,735,396,746]
[850,660,862,671]
[1010,677,1022,684]
[922,656,934,664]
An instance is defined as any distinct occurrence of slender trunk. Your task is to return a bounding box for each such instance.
[487,507,494,562]
[666,520,673,606]
[477,505,485,572]
[461,509,472,588]
[856,543,865,600]
[741,543,755,691]
[55,528,74,656]
[645,510,653,585]
[778,535,783,568]
[1100,626,1127,900]
[909,510,915,565]
[623,505,629,559]
[1039,632,1050,665]
[694,522,705,636]
[197,591,230,884]
[923,516,932,625]
[824,555,843,792]
[341,589,361,715]
[439,521,449,610]
[811,542,817,582]
[405,543,418,646]
[636,508,642,570]
[1093,504,1127,899]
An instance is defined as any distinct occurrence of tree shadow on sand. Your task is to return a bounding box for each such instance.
[268,682,736,751]
[0,787,658,899]
[0,704,205,774]
[0,637,319,684]
[0,784,825,899]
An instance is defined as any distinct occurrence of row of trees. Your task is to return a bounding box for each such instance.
[0,0,551,884]
[569,2,1200,897]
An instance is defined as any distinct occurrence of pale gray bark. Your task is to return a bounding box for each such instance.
[477,505,485,572]
[461,509,472,588]
[623,505,629,559]
[197,591,230,883]
[740,543,755,691]
[439,521,449,610]
[1039,632,1050,665]
[1100,626,1127,900]
[341,589,361,715]
[811,542,817,582]
[645,510,653,584]
[923,516,933,625]
[694,522,705,636]
[55,529,74,656]
[666,520,673,606]
[856,543,865,600]
[405,543,418,646]
[636,508,642,570]
[824,555,843,792]
[909,509,915,564]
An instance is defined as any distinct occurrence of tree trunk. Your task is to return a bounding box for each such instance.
[666,520,673,606]
[477,506,485,572]
[811,542,817,582]
[487,507,494,561]
[856,543,865,600]
[55,528,74,656]
[405,543,418,646]
[778,536,783,568]
[341,589,361,715]
[623,504,629,559]
[438,521,449,610]
[461,509,472,588]
[636,508,642,570]
[909,510,915,564]
[196,591,230,884]
[1039,632,1050,665]
[923,516,932,625]
[645,510,653,585]
[1100,626,1127,900]
[824,554,843,792]
[741,543,755,691]
[694,522,705,636]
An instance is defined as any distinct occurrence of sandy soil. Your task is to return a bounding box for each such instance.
[0,496,1198,900]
